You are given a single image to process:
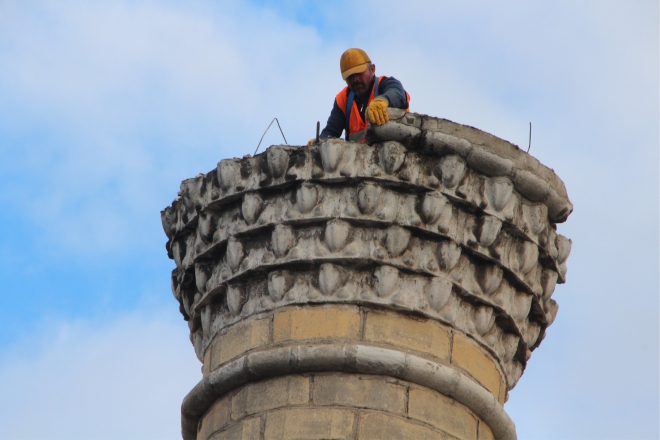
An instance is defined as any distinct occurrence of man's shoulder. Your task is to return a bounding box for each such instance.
[380,75,402,84]
[335,86,350,105]
[378,76,405,93]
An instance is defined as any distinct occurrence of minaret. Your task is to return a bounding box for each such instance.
[162,110,572,440]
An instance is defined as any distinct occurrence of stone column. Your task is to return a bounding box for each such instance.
[162,110,572,440]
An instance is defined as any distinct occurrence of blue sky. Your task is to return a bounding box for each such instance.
[0,1,657,438]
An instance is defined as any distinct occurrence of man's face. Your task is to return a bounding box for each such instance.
[346,64,376,98]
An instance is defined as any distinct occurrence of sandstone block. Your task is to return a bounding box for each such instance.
[408,387,478,439]
[452,332,503,399]
[313,374,406,414]
[211,318,270,370]
[198,395,231,440]
[264,408,355,439]
[273,307,360,342]
[357,411,444,440]
[364,311,450,361]
[209,417,261,440]
[479,421,495,440]
[231,375,309,420]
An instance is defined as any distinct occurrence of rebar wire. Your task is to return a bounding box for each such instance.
[255,118,288,155]
[527,122,532,153]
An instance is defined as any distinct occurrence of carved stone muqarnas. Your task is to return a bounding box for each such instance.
[162,109,572,440]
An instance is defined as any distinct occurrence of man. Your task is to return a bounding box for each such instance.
[311,48,410,144]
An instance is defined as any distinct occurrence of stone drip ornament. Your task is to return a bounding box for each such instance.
[162,110,572,440]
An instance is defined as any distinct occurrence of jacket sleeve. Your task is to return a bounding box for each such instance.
[320,99,345,139]
[378,76,408,110]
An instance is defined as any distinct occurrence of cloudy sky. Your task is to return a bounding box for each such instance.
[0,1,657,439]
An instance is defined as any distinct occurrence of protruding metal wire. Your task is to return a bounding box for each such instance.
[255,118,288,155]
[527,122,532,153]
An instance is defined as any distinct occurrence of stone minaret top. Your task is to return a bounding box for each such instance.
[162,110,572,440]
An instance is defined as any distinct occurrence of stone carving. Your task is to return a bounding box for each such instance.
[476,216,502,248]
[162,111,572,401]
[320,139,344,172]
[426,278,453,311]
[357,182,381,215]
[475,263,504,296]
[271,224,295,258]
[325,219,351,252]
[378,141,406,174]
[225,238,244,272]
[474,306,496,335]
[267,270,292,302]
[318,263,343,297]
[295,182,319,214]
[541,269,558,301]
[385,225,411,257]
[418,192,449,225]
[217,158,242,191]
[437,240,461,271]
[194,264,209,294]
[485,177,514,212]
[266,146,289,178]
[373,265,399,298]
[241,193,263,225]
[226,285,247,316]
[439,154,466,188]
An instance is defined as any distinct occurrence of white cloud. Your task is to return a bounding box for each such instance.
[0,0,337,254]
[0,1,657,438]
[7,0,654,256]
[0,309,200,440]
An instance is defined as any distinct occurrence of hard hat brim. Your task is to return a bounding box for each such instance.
[342,63,368,81]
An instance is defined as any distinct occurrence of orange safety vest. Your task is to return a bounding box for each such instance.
[335,75,410,142]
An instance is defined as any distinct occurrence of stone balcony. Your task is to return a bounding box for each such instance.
[162,109,572,440]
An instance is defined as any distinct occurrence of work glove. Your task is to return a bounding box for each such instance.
[366,98,389,126]
[307,138,316,146]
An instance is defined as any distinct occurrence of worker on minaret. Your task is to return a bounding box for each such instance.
[314,48,410,143]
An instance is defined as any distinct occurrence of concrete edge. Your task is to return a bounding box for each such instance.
[181,343,517,440]
[370,110,573,223]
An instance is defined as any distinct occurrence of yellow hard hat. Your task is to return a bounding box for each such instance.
[340,48,371,80]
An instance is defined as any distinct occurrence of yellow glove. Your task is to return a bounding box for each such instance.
[307,138,316,146]
[366,98,389,125]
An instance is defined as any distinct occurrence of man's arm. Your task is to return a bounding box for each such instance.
[377,76,408,109]
[320,99,345,139]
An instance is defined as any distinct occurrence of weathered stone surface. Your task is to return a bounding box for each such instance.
[480,421,496,440]
[313,373,407,414]
[364,311,451,361]
[231,375,309,420]
[198,396,230,440]
[207,417,261,440]
[452,332,504,401]
[408,387,478,439]
[165,111,572,440]
[273,307,360,342]
[358,411,444,440]
[264,408,355,439]
[210,318,269,369]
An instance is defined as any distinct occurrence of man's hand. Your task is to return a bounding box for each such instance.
[307,138,316,146]
[366,98,389,125]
